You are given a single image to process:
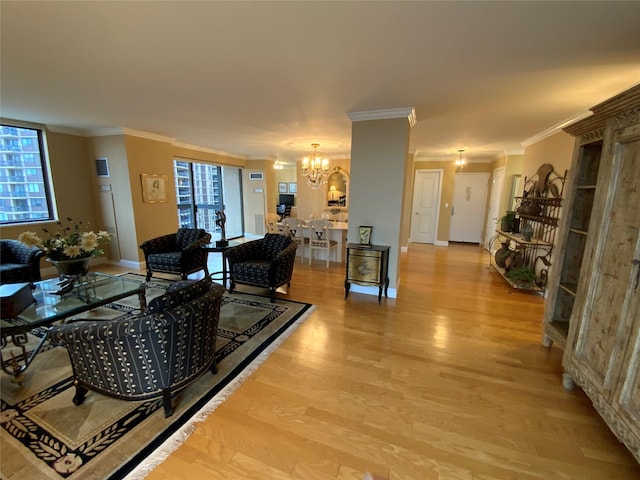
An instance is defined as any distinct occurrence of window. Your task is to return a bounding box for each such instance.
[174,160,244,240]
[0,124,54,225]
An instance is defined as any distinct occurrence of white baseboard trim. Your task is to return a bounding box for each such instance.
[110,259,144,270]
[434,240,449,247]
[348,284,397,299]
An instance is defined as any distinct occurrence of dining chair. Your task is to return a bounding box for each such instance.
[307,219,338,267]
[265,213,282,234]
[282,217,309,264]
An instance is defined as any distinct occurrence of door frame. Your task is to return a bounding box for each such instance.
[409,169,444,245]
[484,167,505,251]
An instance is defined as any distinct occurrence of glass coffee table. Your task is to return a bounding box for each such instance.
[0,273,146,379]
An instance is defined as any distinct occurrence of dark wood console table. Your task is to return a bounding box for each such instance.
[344,243,390,304]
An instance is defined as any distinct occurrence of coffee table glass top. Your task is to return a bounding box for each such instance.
[1,273,145,334]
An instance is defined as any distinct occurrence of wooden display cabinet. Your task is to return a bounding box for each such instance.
[543,85,640,462]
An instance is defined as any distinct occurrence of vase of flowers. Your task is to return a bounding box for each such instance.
[18,217,112,279]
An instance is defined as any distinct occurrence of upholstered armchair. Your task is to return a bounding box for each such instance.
[225,233,297,302]
[139,228,211,281]
[0,239,45,284]
[49,277,225,417]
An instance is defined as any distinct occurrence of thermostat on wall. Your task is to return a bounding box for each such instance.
[249,172,264,180]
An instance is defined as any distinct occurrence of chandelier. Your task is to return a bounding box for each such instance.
[301,143,329,188]
[273,160,284,170]
[455,149,467,168]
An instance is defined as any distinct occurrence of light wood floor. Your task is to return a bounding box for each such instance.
[105,243,640,479]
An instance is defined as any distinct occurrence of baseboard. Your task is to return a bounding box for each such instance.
[434,240,449,247]
[111,259,144,270]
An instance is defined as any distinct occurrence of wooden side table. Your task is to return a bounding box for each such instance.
[344,243,390,303]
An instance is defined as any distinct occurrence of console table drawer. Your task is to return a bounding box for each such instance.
[347,254,381,284]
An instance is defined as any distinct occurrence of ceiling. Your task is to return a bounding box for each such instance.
[1,1,639,165]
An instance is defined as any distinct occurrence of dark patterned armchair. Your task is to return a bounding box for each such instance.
[49,277,225,417]
[0,239,45,284]
[226,233,297,302]
[139,228,211,281]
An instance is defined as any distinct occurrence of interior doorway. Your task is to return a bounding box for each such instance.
[449,172,489,244]
[410,169,442,244]
[484,167,505,251]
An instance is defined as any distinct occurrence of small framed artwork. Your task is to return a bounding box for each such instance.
[141,174,168,203]
[278,182,287,193]
[288,182,297,193]
[359,225,373,247]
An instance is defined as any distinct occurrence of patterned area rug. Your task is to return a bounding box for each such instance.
[0,274,314,479]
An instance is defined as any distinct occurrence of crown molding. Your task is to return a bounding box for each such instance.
[347,107,416,127]
[45,125,87,136]
[86,127,176,144]
[173,141,248,160]
[521,110,593,147]
[84,127,248,159]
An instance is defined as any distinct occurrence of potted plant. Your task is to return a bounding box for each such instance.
[18,217,112,278]
[505,265,538,288]
[499,211,517,232]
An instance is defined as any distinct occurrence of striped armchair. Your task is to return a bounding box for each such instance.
[49,277,225,417]
[226,233,297,302]
[139,228,211,281]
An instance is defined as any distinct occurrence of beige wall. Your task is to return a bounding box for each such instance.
[124,135,177,262]
[88,135,132,261]
[242,160,268,236]
[522,131,575,284]
[522,132,574,189]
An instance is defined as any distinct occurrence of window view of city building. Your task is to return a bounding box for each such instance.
[0,124,53,224]
[174,160,244,240]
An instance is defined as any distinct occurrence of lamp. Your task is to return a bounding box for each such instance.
[301,143,329,189]
[455,149,467,168]
[273,160,284,170]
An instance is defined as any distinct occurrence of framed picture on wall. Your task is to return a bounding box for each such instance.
[278,182,287,193]
[288,182,297,193]
[141,174,168,203]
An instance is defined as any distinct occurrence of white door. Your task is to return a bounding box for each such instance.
[450,173,489,243]
[484,167,505,250]
[410,170,442,244]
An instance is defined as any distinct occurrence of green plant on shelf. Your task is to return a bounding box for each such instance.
[499,211,517,232]
[505,266,538,288]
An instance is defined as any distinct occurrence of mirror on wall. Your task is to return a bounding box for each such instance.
[326,167,349,208]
